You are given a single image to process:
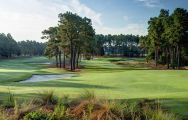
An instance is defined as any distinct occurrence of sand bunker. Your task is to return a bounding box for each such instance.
[20,74,75,83]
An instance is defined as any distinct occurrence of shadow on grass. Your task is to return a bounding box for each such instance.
[0,92,12,101]
[0,72,33,83]
[0,91,41,103]
[160,98,188,118]
[4,80,115,89]
[108,58,145,62]
[83,67,161,73]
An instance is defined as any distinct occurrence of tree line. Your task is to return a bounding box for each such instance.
[95,34,141,57]
[140,8,188,69]
[0,33,46,58]
[0,33,20,58]
[18,40,46,56]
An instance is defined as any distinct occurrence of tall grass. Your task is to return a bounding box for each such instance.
[2,90,16,108]
[79,89,96,101]
[0,90,180,120]
[35,90,58,105]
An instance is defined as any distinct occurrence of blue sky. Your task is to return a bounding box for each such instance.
[0,0,188,42]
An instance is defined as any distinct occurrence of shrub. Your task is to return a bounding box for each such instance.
[36,90,58,105]
[49,102,66,120]
[79,90,96,101]
[144,108,180,120]
[23,111,49,120]
[2,90,16,108]
[61,94,70,106]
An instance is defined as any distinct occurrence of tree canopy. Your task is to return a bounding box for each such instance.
[140,8,188,69]
[18,40,46,56]
[42,12,95,71]
[0,33,46,58]
[0,33,20,58]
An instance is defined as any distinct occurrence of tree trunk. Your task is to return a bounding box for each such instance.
[72,47,75,70]
[76,50,80,69]
[170,48,172,69]
[155,48,158,67]
[63,53,66,68]
[166,48,170,69]
[55,55,58,67]
[72,46,77,70]
[80,53,82,62]
[59,51,62,68]
[173,47,176,69]
[170,47,175,69]
[70,40,73,71]
[177,45,180,69]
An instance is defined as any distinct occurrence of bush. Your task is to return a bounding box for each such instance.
[144,109,180,120]
[2,90,16,108]
[49,103,65,120]
[23,111,49,120]
[35,90,58,105]
[79,90,96,101]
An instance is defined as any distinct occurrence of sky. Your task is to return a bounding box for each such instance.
[0,0,188,42]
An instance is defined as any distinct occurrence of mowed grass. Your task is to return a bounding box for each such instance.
[0,57,188,118]
[0,57,66,82]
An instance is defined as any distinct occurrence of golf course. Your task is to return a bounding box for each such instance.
[0,0,188,119]
[0,57,188,118]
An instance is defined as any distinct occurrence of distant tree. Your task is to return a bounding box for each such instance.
[18,40,45,56]
[0,33,44,59]
[95,34,105,56]
[94,34,141,57]
[0,33,20,58]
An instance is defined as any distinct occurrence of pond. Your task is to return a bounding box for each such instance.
[20,74,75,83]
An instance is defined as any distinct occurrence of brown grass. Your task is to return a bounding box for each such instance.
[0,91,180,120]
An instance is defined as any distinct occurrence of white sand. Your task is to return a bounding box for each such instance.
[20,74,75,83]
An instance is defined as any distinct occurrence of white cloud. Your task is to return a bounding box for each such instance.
[0,0,102,41]
[136,0,160,7]
[67,0,102,26]
[0,0,146,42]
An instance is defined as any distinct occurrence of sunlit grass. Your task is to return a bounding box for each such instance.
[0,57,188,118]
[0,69,34,72]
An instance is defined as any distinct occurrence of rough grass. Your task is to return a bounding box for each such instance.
[0,91,180,120]
[0,57,188,118]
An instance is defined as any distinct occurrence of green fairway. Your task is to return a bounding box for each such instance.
[0,57,188,118]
